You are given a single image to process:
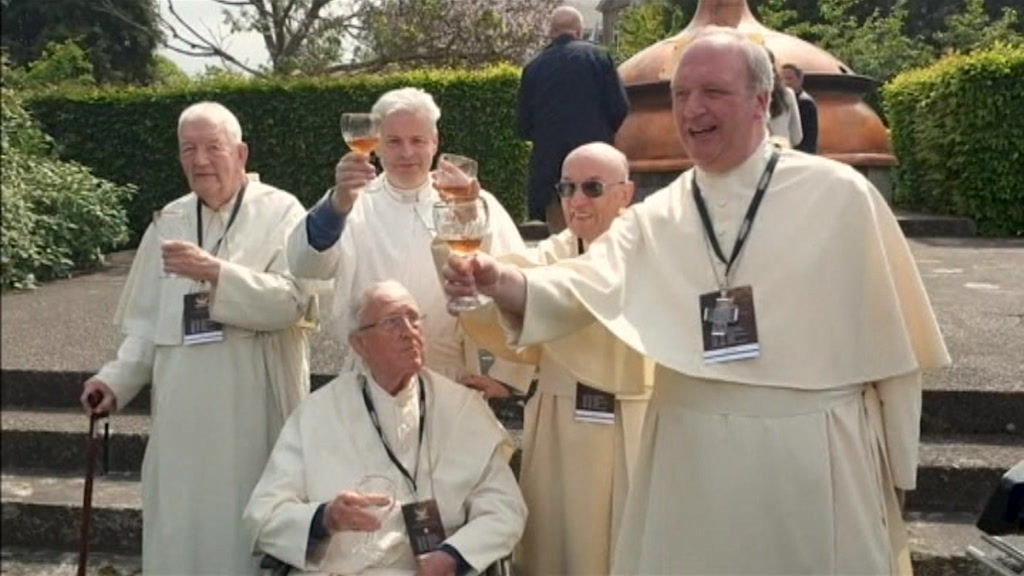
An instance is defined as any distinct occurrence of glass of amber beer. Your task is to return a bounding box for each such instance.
[433,197,490,312]
[434,153,478,201]
[340,113,380,156]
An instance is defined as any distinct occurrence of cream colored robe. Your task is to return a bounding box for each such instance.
[508,141,951,574]
[243,370,527,575]
[768,86,803,148]
[462,230,651,575]
[94,181,316,575]
[287,175,534,388]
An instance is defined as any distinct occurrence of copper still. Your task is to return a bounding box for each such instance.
[615,0,895,180]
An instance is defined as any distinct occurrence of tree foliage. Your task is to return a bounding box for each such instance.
[1,0,161,84]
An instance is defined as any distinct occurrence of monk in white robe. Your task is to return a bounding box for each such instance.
[244,281,526,575]
[443,29,950,575]
[81,102,315,575]
[461,143,650,575]
[287,87,533,391]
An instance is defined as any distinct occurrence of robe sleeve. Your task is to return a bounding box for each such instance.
[93,335,154,411]
[443,446,527,572]
[875,371,923,490]
[211,201,316,332]
[242,410,323,570]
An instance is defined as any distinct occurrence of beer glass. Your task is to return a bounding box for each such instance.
[152,208,188,278]
[340,113,380,156]
[434,153,478,201]
[352,474,396,564]
[433,198,490,312]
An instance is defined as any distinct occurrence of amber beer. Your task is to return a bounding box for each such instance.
[446,236,484,254]
[436,184,476,201]
[346,135,378,156]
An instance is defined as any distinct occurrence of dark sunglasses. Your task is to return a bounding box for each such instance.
[554,179,626,199]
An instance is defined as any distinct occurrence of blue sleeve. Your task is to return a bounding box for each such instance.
[306,193,348,252]
[439,543,472,575]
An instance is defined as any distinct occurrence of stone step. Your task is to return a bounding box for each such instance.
[907,512,1024,576]
[3,368,1018,436]
[3,474,1017,576]
[2,407,1018,515]
[1,473,140,555]
[0,547,141,576]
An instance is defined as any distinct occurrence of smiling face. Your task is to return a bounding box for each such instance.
[178,118,248,209]
[349,283,426,393]
[672,39,769,173]
[376,110,439,189]
[559,143,634,243]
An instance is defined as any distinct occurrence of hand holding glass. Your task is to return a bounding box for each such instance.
[352,474,396,564]
[434,198,490,312]
[152,208,188,278]
[434,153,478,201]
[341,113,380,156]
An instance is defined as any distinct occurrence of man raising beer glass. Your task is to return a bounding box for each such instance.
[287,87,533,392]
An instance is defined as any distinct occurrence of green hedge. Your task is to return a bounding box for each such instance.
[883,45,1024,236]
[26,65,530,242]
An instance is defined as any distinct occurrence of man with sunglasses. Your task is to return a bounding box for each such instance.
[444,28,949,574]
[245,280,526,576]
[460,142,651,575]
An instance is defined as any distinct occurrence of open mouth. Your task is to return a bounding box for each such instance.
[690,126,716,137]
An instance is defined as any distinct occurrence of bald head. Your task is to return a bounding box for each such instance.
[560,142,634,242]
[549,6,583,39]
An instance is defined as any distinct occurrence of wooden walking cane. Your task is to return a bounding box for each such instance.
[78,392,108,576]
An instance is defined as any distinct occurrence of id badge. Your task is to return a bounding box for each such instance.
[183,291,224,345]
[574,382,615,425]
[699,285,760,364]
[402,499,447,557]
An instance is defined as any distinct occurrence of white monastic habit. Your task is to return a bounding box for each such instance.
[243,370,527,575]
[461,229,651,575]
[503,141,951,574]
[287,175,534,387]
[94,181,315,575]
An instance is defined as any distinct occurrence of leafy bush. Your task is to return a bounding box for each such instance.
[26,65,531,242]
[1,60,133,290]
[883,44,1024,236]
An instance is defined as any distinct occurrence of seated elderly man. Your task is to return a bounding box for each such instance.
[243,280,526,576]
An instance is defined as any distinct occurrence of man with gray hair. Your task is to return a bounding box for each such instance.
[445,28,949,573]
[81,101,316,574]
[244,280,525,575]
[288,87,533,393]
[517,5,629,232]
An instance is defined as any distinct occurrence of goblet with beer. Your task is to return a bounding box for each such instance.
[340,113,380,156]
[433,197,490,312]
[433,153,478,202]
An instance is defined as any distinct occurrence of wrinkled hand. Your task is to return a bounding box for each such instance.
[416,550,457,576]
[458,373,511,399]
[323,491,391,534]
[332,152,376,214]
[161,241,221,284]
[442,252,500,300]
[80,377,116,416]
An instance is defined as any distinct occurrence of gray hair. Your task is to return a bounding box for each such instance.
[676,27,774,96]
[549,6,584,38]
[372,88,441,134]
[178,101,243,143]
[348,280,413,335]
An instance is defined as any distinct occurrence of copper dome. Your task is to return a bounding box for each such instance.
[615,0,895,174]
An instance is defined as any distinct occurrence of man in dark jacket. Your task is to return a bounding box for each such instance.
[781,63,819,154]
[517,6,629,232]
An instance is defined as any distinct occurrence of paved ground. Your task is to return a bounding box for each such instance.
[2,238,1023,392]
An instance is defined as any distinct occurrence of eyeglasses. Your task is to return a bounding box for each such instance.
[554,179,626,199]
[358,312,426,333]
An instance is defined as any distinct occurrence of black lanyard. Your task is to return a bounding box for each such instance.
[360,375,426,494]
[196,184,246,256]
[691,146,780,279]
[577,237,585,256]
